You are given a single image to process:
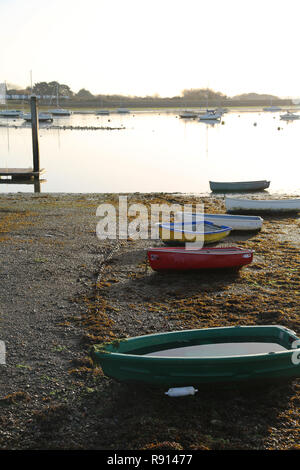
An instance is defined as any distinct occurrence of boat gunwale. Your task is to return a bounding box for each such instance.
[147,247,254,256]
[209,180,270,185]
[94,346,299,363]
[225,197,300,212]
[92,325,300,362]
[175,212,264,222]
[225,197,300,205]
[158,221,232,235]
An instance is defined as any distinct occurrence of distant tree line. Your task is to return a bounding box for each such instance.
[182,88,227,101]
[6,82,291,108]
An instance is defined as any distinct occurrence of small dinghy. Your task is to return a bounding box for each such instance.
[226,197,300,213]
[96,110,110,115]
[280,111,300,120]
[198,110,222,121]
[91,325,300,387]
[210,180,270,192]
[158,220,232,245]
[22,112,53,123]
[179,110,198,118]
[117,108,130,113]
[48,108,72,116]
[147,246,253,271]
[175,212,263,231]
[0,109,22,118]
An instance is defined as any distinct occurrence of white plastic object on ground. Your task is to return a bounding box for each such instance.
[165,386,198,397]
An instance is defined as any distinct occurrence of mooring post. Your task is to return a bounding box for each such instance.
[30,95,40,176]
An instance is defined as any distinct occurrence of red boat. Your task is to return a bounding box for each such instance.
[147,246,253,271]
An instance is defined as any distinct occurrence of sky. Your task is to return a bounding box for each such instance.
[1,0,300,98]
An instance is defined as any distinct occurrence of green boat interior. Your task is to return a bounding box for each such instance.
[144,343,287,358]
[96,326,299,358]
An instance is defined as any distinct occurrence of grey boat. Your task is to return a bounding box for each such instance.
[209,180,270,192]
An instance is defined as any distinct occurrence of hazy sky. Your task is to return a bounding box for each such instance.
[1,0,300,97]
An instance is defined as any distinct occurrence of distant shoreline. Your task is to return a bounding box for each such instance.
[0,104,298,115]
[0,100,300,112]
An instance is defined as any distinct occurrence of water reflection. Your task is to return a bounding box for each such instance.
[0,178,44,193]
[0,110,299,194]
[198,119,221,127]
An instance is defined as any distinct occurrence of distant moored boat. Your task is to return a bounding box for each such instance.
[179,110,198,118]
[280,111,300,120]
[48,108,72,116]
[96,109,110,115]
[263,105,281,112]
[0,109,22,117]
[198,110,222,121]
[22,112,53,122]
[209,180,270,192]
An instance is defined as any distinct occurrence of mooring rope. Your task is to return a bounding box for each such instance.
[95,241,122,288]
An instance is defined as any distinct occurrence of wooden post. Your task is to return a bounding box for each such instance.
[30,95,40,176]
[34,179,41,193]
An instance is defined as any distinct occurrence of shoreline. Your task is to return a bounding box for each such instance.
[0,192,299,450]
[0,190,299,197]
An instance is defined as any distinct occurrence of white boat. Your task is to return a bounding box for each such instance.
[48,108,72,116]
[22,112,53,122]
[225,197,300,213]
[0,109,22,117]
[175,212,264,231]
[48,84,71,116]
[198,110,222,121]
[280,111,300,120]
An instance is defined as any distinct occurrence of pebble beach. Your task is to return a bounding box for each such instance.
[0,192,299,450]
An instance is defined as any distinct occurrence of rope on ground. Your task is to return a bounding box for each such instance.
[95,241,121,288]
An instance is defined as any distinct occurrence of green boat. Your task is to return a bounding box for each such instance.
[91,325,300,387]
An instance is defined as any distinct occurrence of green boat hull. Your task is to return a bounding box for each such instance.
[91,325,300,387]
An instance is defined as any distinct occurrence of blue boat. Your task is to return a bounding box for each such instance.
[158,220,232,245]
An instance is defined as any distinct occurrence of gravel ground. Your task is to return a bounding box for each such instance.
[0,192,299,451]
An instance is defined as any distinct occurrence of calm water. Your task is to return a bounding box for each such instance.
[0,109,300,194]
